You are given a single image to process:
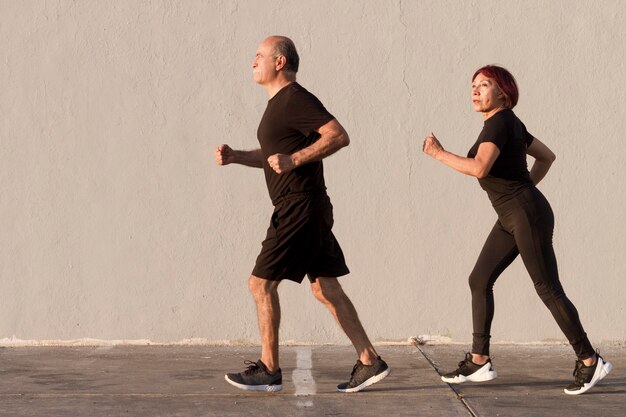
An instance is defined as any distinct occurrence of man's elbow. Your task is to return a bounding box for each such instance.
[331,131,349,148]
[340,133,350,148]
[475,164,489,179]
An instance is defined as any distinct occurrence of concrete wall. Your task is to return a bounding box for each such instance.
[1,0,624,346]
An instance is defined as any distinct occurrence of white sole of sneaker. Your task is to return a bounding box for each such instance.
[336,367,391,393]
[441,362,497,384]
[224,375,283,392]
[564,358,613,395]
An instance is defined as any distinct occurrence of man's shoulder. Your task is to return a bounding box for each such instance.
[284,83,325,108]
[284,82,318,98]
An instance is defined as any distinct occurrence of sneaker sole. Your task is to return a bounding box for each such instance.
[336,367,391,393]
[441,362,497,384]
[564,359,613,395]
[224,375,283,392]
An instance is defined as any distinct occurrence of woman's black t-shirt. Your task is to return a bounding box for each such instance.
[467,109,535,206]
[257,83,335,204]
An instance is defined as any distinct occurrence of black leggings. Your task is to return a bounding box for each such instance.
[469,186,594,360]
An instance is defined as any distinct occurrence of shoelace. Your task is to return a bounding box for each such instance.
[457,352,473,370]
[348,362,360,378]
[243,360,261,375]
[571,360,586,385]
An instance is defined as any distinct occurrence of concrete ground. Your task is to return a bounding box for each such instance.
[0,343,623,417]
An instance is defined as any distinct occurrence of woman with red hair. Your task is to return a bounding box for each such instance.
[422,65,612,395]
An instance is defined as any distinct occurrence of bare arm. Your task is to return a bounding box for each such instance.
[214,144,264,168]
[267,119,350,174]
[526,137,556,185]
[422,132,500,179]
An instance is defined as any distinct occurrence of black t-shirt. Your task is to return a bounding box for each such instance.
[467,109,535,206]
[257,82,335,204]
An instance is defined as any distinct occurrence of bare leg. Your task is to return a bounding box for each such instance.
[582,354,596,367]
[311,277,378,365]
[471,353,490,365]
[248,275,281,373]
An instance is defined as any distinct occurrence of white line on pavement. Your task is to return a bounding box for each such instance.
[293,347,316,397]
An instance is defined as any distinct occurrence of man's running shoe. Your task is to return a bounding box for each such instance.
[337,356,390,393]
[564,353,612,395]
[441,352,497,384]
[225,360,282,392]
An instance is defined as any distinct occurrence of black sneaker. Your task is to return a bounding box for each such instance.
[441,352,497,384]
[224,360,282,392]
[564,353,612,395]
[337,356,390,393]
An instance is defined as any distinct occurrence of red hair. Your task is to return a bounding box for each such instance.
[472,65,519,109]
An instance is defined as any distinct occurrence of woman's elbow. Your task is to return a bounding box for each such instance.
[548,151,556,163]
[536,149,556,164]
[538,152,556,166]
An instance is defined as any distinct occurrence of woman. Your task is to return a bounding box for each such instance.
[422,65,612,395]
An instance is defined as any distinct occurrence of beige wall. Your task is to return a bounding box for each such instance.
[1,0,624,346]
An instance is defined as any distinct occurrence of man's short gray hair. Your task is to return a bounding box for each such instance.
[272,36,299,74]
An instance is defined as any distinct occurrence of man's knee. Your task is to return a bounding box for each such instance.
[311,277,344,304]
[248,275,279,298]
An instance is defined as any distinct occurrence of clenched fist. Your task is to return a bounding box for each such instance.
[422,132,444,159]
[215,144,235,165]
[267,153,296,174]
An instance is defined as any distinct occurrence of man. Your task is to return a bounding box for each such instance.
[215,35,390,393]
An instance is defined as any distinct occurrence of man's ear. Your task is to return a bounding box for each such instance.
[275,55,286,71]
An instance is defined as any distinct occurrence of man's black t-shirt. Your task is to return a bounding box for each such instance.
[467,109,535,206]
[257,82,335,204]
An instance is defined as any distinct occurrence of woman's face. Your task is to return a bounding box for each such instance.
[471,73,506,115]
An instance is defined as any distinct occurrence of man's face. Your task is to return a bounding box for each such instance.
[252,38,278,85]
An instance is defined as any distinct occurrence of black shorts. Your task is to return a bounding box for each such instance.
[252,193,350,283]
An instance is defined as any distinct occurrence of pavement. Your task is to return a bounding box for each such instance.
[0,342,623,416]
